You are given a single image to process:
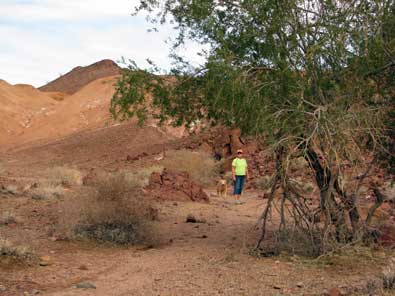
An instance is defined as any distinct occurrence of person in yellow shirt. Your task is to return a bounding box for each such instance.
[232,149,248,203]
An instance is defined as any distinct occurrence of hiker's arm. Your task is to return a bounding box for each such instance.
[232,166,236,181]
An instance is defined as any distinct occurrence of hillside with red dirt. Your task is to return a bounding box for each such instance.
[0,75,119,149]
[39,59,121,95]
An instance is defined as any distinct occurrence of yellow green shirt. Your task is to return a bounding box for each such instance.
[232,157,247,176]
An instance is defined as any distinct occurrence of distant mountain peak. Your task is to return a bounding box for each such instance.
[39,59,121,95]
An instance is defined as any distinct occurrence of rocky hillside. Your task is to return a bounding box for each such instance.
[39,59,121,95]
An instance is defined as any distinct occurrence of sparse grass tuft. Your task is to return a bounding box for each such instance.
[383,258,395,290]
[62,173,154,245]
[255,175,272,191]
[46,166,83,187]
[162,149,220,186]
[0,239,34,263]
[223,171,234,185]
[122,165,163,187]
[30,185,64,200]
[0,211,17,225]
[362,279,380,295]
[0,184,19,195]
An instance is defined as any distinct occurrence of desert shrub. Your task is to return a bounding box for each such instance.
[255,175,273,191]
[63,173,153,245]
[0,239,34,263]
[122,165,163,187]
[162,149,220,186]
[363,279,380,295]
[271,228,326,258]
[223,171,233,183]
[0,211,16,225]
[30,185,64,200]
[0,184,19,195]
[383,258,395,290]
[46,166,83,186]
[289,157,308,172]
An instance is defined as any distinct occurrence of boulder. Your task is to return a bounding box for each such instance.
[146,169,209,202]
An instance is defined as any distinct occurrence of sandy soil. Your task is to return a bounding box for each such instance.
[1,185,393,296]
[1,126,394,296]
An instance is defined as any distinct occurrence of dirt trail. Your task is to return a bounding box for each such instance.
[1,189,390,296]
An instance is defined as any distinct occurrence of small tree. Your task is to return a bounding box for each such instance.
[111,0,395,255]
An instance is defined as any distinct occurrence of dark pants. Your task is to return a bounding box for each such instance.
[233,175,246,195]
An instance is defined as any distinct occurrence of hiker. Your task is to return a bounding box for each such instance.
[232,149,248,203]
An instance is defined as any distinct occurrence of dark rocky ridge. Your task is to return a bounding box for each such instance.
[39,59,121,94]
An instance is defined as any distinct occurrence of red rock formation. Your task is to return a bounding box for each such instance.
[146,169,209,202]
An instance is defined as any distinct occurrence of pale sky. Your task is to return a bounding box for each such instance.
[0,0,204,87]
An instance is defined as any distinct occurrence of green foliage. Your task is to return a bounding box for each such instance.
[108,0,395,254]
[112,1,394,170]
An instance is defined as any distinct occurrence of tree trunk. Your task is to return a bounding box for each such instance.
[305,146,349,242]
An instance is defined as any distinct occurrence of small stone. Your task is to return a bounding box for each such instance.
[76,282,96,289]
[32,290,40,295]
[297,282,303,288]
[32,194,44,200]
[78,264,88,270]
[275,260,280,264]
[273,285,281,289]
[0,285,6,292]
[186,214,197,223]
[328,287,341,296]
[39,256,52,266]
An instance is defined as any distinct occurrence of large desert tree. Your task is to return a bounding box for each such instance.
[111,0,395,255]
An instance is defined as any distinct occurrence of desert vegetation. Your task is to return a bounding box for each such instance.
[0,239,35,266]
[162,149,223,186]
[46,166,83,187]
[121,164,163,187]
[60,173,154,245]
[112,0,395,258]
[1,1,395,295]
[0,211,17,226]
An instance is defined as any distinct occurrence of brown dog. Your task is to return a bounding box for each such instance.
[216,179,228,198]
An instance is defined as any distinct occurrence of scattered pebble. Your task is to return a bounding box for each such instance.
[328,287,341,296]
[297,282,303,288]
[76,282,96,289]
[186,214,197,223]
[186,214,207,223]
[273,285,281,289]
[39,256,52,266]
[78,264,88,270]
